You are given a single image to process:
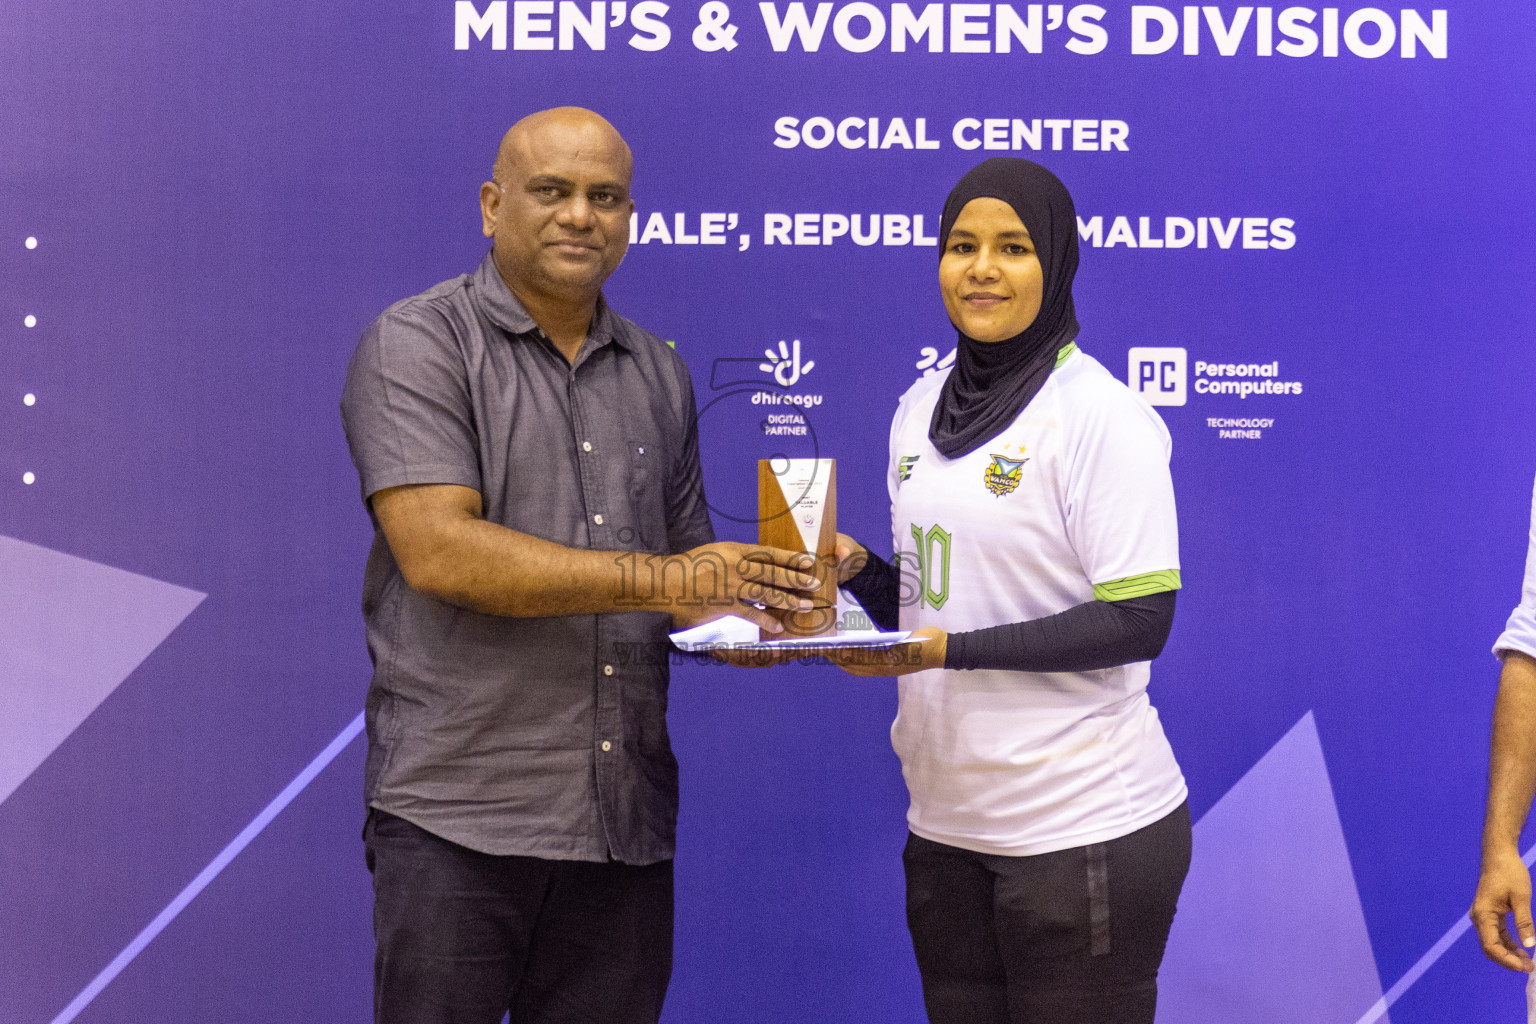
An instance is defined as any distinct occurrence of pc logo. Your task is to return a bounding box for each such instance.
[1128,347,1187,407]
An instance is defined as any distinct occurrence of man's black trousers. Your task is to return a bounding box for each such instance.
[365,810,672,1024]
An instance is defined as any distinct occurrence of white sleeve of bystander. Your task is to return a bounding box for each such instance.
[1496,474,1536,661]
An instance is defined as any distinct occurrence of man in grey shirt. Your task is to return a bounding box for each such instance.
[341,107,817,1024]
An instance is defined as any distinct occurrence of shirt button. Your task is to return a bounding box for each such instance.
[637,446,645,455]
[582,441,592,452]
[601,740,612,752]
[593,514,604,525]
[603,664,614,676]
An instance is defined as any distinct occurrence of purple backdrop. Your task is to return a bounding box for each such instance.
[2,2,1533,1022]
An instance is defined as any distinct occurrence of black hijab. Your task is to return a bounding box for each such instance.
[928,158,1081,459]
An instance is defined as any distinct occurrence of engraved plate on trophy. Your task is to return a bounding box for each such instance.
[758,457,837,640]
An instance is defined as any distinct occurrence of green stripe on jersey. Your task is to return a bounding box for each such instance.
[1093,569,1181,602]
[1054,341,1078,368]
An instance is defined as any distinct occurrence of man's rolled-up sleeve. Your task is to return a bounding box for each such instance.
[663,354,715,554]
[341,307,482,503]
[1495,474,1536,660]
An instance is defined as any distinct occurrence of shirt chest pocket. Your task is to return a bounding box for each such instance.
[624,437,667,550]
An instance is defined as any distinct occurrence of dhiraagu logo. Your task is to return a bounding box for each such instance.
[916,346,956,378]
[760,339,815,387]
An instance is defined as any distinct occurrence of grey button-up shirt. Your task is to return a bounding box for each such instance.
[341,252,714,863]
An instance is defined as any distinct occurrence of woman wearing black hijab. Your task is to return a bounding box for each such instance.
[833,158,1191,1024]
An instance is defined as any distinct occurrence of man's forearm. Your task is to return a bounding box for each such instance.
[375,482,817,625]
[375,482,693,618]
[1483,651,1536,857]
[407,513,646,617]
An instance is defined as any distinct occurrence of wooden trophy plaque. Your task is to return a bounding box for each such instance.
[758,458,837,640]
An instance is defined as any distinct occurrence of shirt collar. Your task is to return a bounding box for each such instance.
[472,250,628,351]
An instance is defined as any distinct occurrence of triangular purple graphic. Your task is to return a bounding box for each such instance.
[1158,712,1388,1024]
[0,535,205,808]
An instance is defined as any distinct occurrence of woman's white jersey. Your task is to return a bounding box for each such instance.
[886,344,1187,856]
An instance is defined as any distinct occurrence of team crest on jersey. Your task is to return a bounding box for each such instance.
[983,454,1028,497]
[897,455,920,483]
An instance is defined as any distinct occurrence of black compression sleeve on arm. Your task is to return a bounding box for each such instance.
[841,545,901,632]
[944,590,1176,673]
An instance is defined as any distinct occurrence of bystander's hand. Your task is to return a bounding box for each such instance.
[1471,844,1536,972]
[666,542,822,634]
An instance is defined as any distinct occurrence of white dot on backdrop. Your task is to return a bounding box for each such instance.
[23,393,36,406]
[22,472,35,485]
[24,237,37,250]
[23,315,36,328]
